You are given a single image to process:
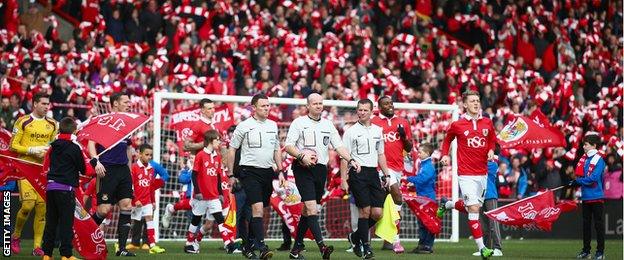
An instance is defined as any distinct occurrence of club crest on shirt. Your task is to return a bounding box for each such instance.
[482,129,488,136]
[323,136,329,146]
[464,130,469,136]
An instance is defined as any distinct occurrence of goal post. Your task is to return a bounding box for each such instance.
[152,92,460,242]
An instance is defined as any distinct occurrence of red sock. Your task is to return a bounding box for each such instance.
[454,200,467,213]
[147,228,155,245]
[196,231,204,242]
[186,231,196,243]
[146,220,156,245]
[468,220,483,239]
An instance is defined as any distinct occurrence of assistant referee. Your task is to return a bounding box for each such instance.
[88,92,136,257]
[340,99,391,260]
[284,93,359,260]
[226,94,285,260]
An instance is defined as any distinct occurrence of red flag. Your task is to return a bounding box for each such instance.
[269,180,313,239]
[403,194,442,234]
[170,104,234,153]
[485,190,563,231]
[72,197,108,259]
[0,154,46,199]
[77,112,151,149]
[529,109,552,127]
[497,116,566,149]
[0,128,15,156]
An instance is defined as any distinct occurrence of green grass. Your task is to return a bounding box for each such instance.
[10,239,623,259]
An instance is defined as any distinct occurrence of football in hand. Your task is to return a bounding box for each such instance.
[301,148,318,165]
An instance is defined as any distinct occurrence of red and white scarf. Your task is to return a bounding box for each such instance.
[575,149,602,177]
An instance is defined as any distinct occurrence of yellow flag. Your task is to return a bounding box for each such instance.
[224,193,237,229]
[374,194,401,243]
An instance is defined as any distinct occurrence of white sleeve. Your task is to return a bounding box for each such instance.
[342,129,352,155]
[229,123,245,149]
[377,128,384,155]
[284,118,300,147]
[329,123,344,149]
[273,123,280,150]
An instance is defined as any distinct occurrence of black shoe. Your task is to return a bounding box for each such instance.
[320,244,334,259]
[277,243,292,251]
[244,249,259,259]
[115,250,136,257]
[594,252,604,260]
[352,243,362,258]
[289,248,305,259]
[362,248,375,259]
[259,249,274,259]
[576,251,591,259]
[184,245,199,254]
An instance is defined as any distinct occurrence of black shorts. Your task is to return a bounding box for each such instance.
[348,167,386,208]
[292,162,327,203]
[97,164,134,205]
[239,166,275,206]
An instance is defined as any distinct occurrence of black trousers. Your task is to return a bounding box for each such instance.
[582,202,605,253]
[42,190,76,257]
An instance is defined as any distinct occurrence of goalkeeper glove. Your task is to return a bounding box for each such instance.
[28,146,48,155]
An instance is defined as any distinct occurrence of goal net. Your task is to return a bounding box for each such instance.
[148,92,460,243]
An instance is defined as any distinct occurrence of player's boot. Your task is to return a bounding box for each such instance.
[141,244,150,250]
[348,232,362,257]
[161,204,174,229]
[436,197,449,218]
[32,247,45,256]
[184,244,199,254]
[125,244,140,250]
[149,245,166,254]
[289,246,305,259]
[43,255,54,260]
[259,248,273,259]
[61,256,82,260]
[320,244,334,259]
[576,251,591,259]
[362,244,375,260]
[10,237,21,254]
[480,247,494,259]
[115,249,137,257]
[392,241,404,254]
[594,252,604,260]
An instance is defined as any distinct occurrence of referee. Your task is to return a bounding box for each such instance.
[284,93,360,260]
[88,92,136,257]
[340,99,391,259]
[226,94,285,260]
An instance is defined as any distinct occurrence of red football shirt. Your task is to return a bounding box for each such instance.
[193,148,222,200]
[371,114,413,172]
[189,116,215,147]
[131,161,155,204]
[441,114,496,176]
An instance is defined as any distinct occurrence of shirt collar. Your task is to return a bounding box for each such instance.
[137,160,152,169]
[462,113,482,121]
[421,157,431,163]
[203,147,218,157]
[378,113,395,120]
[199,115,213,126]
[586,149,598,157]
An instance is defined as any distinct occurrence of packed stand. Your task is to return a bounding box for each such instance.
[0,0,622,201]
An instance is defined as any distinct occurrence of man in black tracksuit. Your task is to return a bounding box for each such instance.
[42,117,86,260]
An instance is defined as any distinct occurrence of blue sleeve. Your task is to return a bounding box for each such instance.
[0,181,16,192]
[577,159,606,186]
[517,170,528,197]
[178,169,192,184]
[150,160,170,182]
[407,164,435,186]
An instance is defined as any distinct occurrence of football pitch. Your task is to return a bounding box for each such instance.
[10,239,623,259]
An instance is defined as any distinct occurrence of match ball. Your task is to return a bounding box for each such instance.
[301,148,318,165]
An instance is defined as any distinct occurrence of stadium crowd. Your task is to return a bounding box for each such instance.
[0,0,622,201]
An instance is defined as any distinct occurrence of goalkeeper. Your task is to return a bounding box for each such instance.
[9,93,57,256]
